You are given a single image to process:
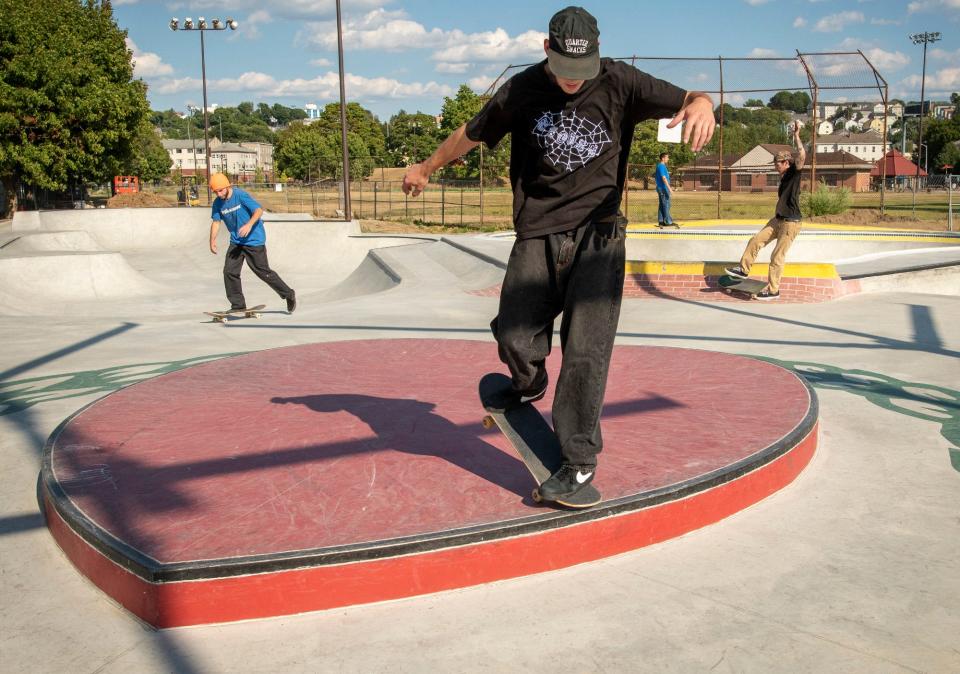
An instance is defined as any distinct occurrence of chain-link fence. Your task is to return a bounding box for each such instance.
[133,52,955,229]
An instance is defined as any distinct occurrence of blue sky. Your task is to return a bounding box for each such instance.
[114,0,960,121]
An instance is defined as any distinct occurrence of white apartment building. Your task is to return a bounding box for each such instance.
[813,131,886,162]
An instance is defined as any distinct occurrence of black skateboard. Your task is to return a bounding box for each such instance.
[717,275,767,298]
[656,222,680,229]
[204,304,266,323]
[479,372,601,508]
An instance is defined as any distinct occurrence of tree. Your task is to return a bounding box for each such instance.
[315,102,386,163]
[438,85,510,182]
[744,99,765,108]
[628,119,694,187]
[768,90,811,114]
[273,120,375,181]
[384,111,442,166]
[0,0,151,215]
[124,121,171,182]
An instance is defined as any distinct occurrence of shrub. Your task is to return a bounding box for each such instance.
[802,181,851,217]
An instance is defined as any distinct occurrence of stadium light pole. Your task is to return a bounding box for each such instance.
[170,16,238,204]
[909,30,940,215]
[335,0,352,221]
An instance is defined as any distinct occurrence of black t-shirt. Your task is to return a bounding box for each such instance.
[776,164,802,220]
[465,58,687,238]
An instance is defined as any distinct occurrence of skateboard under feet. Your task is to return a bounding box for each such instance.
[717,275,767,299]
[479,372,601,509]
[204,304,266,323]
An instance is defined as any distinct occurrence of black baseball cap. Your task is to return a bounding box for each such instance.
[546,6,600,80]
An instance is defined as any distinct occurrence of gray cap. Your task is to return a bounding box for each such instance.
[546,6,600,80]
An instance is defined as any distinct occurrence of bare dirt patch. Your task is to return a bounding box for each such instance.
[805,209,948,231]
[106,192,176,208]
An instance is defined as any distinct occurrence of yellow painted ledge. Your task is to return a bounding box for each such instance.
[625,261,840,280]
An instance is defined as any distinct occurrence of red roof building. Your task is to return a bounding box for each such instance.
[871,149,927,177]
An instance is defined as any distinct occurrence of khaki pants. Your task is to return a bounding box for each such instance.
[739,217,802,293]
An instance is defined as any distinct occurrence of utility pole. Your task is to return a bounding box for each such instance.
[908,31,941,216]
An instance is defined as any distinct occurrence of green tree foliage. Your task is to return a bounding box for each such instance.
[124,121,171,182]
[0,0,150,214]
[628,119,694,186]
[768,90,811,114]
[273,120,374,181]
[701,104,792,157]
[923,112,960,174]
[384,111,442,166]
[744,99,765,108]
[314,102,386,162]
[440,85,510,182]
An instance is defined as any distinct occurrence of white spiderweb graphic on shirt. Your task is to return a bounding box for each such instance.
[532,109,612,172]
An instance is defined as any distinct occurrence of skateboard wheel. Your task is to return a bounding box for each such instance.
[532,488,542,503]
[481,415,495,429]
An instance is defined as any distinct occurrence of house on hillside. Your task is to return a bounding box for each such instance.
[207,140,274,182]
[814,131,885,162]
[163,139,207,177]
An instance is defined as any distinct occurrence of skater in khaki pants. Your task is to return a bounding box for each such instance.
[726,122,806,300]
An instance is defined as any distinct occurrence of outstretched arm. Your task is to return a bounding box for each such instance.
[209,220,220,254]
[793,123,807,170]
[666,91,716,152]
[401,124,481,197]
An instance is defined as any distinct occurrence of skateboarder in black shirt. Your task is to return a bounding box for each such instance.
[402,6,715,503]
[725,122,807,300]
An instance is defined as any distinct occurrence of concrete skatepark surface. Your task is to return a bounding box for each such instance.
[1,209,958,672]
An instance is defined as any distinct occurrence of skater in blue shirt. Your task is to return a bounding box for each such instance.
[208,173,297,313]
[654,152,678,228]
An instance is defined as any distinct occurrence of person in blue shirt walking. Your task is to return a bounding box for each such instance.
[654,152,679,228]
[208,173,297,313]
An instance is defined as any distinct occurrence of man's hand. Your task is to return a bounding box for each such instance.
[668,94,716,152]
[237,223,254,239]
[209,239,218,254]
[402,162,432,198]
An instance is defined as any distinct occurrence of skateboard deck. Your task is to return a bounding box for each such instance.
[717,275,767,298]
[656,222,680,229]
[204,304,266,323]
[479,372,601,508]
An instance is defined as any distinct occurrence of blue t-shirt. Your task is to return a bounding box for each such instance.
[211,187,266,246]
[654,162,670,191]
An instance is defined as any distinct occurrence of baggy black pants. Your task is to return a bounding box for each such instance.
[490,219,626,468]
[223,243,294,310]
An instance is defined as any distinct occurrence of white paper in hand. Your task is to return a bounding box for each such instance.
[657,118,683,144]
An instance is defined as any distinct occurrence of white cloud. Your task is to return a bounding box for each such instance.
[902,67,960,91]
[870,18,901,25]
[243,9,272,40]
[299,9,544,74]
[793,17,808,28]
[126,38,174,78]
[814,11,865,32]
[167,0,382,22]
[310,58,332,67]
[749,48,780,57]
[931,47,960,61]
[435,62,470,74]
[908,0,960,13]
[431,29,545,64]
[153,70,454,101]
[743,0,772,5]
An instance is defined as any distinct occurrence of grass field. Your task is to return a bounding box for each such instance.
[139,181,955,232]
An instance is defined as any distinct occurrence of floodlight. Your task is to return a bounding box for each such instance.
[184,17,194,29]
[227,18,238,30]
[169,18,178,31]
[198,17,207,29]
[212,19,222,29]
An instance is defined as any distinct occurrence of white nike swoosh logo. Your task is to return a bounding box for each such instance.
[576,471,593,484]
[520,392,540,403]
